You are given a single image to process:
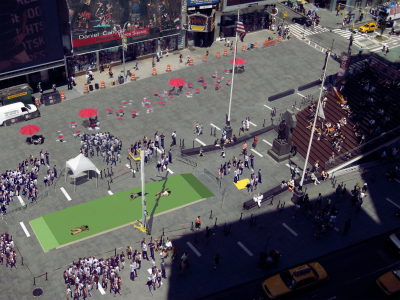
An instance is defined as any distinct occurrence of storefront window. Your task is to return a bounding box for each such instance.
[158,36,179,51]
[66,53,97,76]
[99,47,123,66]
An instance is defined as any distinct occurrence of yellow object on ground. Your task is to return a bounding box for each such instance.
[234,178,250,190]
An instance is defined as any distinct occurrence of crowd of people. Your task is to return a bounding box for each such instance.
[79,132,122,167]
[0,231,18,270]
[0,150,53,217]
[63,237,177,298]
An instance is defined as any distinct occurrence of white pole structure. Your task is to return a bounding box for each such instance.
[299,50,331,187]
[141,150,146,229]
[227,7,240,124]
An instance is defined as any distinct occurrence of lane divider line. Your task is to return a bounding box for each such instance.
[249,121,257,127]
[386,198,400,209]
[251,149,263,157]
[297,93,305,97]
[210,123,221,130]
[20,222,30,237]
[167,168,174,174]
[98,285,106,295]
[264,105,273,110]
[17,195,25,206]
[195,138,206,146]
[60,187,72,201]
[263,139,272,146]
[282,223,298,236]
[237,241,253,256]
[186,242,201,257]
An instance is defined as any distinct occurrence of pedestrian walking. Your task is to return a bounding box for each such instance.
[195,216,201,231]
[382,42,387,52]
[343,218,351,235]
[205,226,211,244]
[316,193,323,208]
[214,252,220,269]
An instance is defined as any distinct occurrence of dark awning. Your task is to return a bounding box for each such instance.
[0,59,65,81]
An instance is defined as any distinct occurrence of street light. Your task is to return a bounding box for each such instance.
[115,22,131,78]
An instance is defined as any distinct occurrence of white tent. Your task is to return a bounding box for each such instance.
[65,154,98,192]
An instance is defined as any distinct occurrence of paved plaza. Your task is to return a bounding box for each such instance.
[0,29,399,300]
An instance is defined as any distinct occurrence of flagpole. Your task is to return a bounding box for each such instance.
[299,49,331,187]
[227,7,240,129]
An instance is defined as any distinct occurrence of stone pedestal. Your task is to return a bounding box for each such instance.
[291,187,304,205]
[267,139,291,162]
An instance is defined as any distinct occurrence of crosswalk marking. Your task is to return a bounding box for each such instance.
[108,191,113,195]
[60,187,72,201]
[210,123,221,130]
[264,105,273,110]
[249,121,257,127]
[331,28,371,42]
[289,23,329,39]
[263,139,272,146]
[251,149,263,157]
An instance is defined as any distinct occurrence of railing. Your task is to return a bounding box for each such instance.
[176,152,197,167]
[203,168,222,189]
[325,125,400,169]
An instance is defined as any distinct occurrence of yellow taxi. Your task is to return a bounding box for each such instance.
[262,263,328,298]
[358,22,376,33]
[376,269,400,296]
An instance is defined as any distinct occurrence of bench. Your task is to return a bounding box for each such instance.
[242,177,320,210]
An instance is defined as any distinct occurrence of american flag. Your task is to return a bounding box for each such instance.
[236,21,246,43]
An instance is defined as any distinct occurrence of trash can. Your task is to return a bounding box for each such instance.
[119,76,124,84]
[95,83,99,90]
[89,85,94,91]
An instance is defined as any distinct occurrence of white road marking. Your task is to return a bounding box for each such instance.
[210,123,221,130]
[251,149,263,157]
[297,93,305,97]
[126,164,135,172]
[167,168,174,174]
[264,105,273,110]
[386,198,400,209]
[98,285,106,295]
[20,222,30,237]
[285,163,295,170]
[249,121,257,127]
[334,227,339,232]
[186,242,201,257]
[96,168,100,174]
[282,223,298,236]
[237,241,253,256]
[263,139,272,146]
[395,179,400,184]
[17,195,25,206]
[108,191,113,195]
[156,147,162,154]
[195,138,206,146]
[60,187,72,201]
[295,107,300,111]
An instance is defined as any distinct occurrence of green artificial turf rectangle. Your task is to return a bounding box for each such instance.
[31,174,214,252]
[30,217,60,252]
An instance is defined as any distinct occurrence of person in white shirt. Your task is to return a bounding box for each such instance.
[253,193,263,208]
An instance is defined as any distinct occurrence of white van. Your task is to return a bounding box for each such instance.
[0,102,40,126]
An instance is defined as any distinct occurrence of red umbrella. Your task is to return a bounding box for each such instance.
[19,125,41,135]
[132,110,137,113]
[118,118,123,120]
[106,108,111,111]
[230,58,246,65]
[119,109,124,112]
[78,108,99,118]
[168,78,186,87]
[123,102,128,104]
[76,130,81,133]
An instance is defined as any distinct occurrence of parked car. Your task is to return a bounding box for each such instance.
[376,269,400,296]
[262,263,328,298]
[358,22,376,32]
[292,17,312,26]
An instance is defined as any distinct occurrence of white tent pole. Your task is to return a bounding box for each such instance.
[74,178,76,193]
[141,150,146,229]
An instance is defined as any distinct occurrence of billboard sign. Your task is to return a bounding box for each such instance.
[187,0,220,7]
[67,0,182,54]
[338,52,350,76]
[0,0,64,75]
[223,0,275,12]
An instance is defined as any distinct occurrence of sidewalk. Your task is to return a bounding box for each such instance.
[32,29,283,102]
